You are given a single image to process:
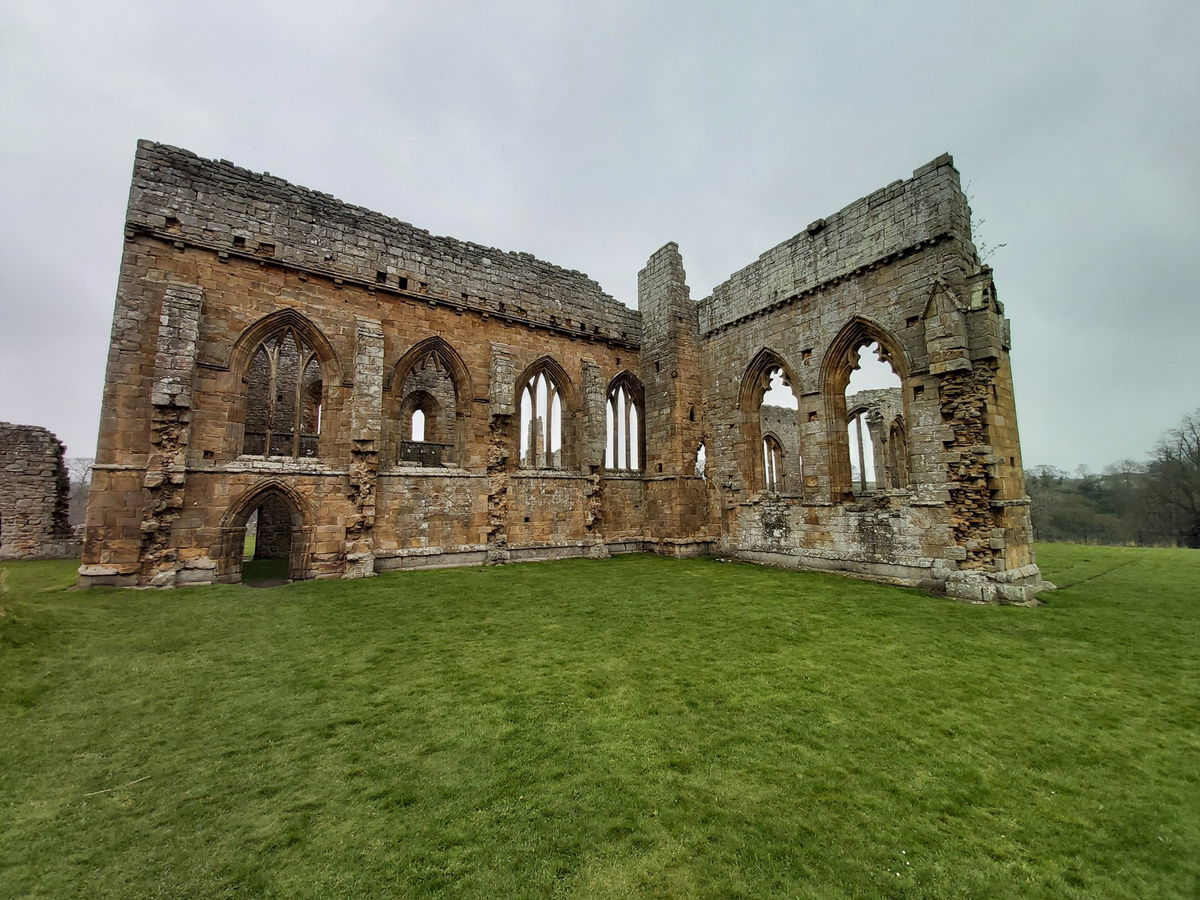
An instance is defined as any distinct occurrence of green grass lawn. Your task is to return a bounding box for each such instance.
[1,545,1197,898]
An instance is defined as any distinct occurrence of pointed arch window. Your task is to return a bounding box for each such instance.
[519,370,563,468]
[738,351,801,493]
[243,328,323,458]
[392,339,470,467]
[821,320,911,498]
[844,343,903,492]
[605,374,644,471]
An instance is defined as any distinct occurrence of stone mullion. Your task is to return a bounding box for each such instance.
[532,381,539,466]
[607,396,616,468]
[264,342,278,456]
[545,378,558,468]
[290,344,306,458]
[622,390,632,470]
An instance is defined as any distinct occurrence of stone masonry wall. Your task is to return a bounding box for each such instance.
[0,423,76,559]
[700,154,969,332]
[691,155,1042,602]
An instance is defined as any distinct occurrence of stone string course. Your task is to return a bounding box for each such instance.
[81,141,1047,604]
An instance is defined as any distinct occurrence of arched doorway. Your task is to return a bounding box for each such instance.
[216,482,310,585]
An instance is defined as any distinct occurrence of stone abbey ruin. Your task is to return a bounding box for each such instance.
[80,141,1047,603]
[0,422,76,560]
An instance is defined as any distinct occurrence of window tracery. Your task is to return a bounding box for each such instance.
[392,339,469,466]
[519,369,563,469]
[821,320,911,497]
[605,373,644,471]
[243,328,323,458]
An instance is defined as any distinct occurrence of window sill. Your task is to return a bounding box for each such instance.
[512,469,588,480]
[220,456,339,474]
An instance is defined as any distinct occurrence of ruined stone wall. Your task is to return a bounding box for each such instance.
[80,143,1043,603]
[126,142,640,344]
[700,155,969,333]
[0,423,76,559]
[81,142,641,587]
[694,155,1043,602]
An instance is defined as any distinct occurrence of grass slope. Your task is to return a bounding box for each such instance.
[1,545,1197,898]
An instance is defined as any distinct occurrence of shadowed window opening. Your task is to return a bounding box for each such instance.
[398,349,458,465]
[243,328,323,458]
[888,418,910,489]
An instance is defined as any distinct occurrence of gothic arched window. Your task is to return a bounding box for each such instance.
[843,343,903,493]
[820,319,911,498]
[738,350,801,493]
[391,338,470,467]
[605,373,644,471]
[243,328,324,458]
[519,369,563,469]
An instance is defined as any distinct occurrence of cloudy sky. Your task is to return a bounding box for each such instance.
[1,1,1196,469]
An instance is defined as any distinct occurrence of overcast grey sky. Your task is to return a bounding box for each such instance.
[1,0,1196,469]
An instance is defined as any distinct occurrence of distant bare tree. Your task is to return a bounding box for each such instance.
[65,457,93,526]
[1146,409,1200,547]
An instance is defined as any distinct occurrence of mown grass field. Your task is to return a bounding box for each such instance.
[1,544,1197,898]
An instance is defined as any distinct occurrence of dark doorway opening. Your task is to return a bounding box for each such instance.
[240,492,296,587]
